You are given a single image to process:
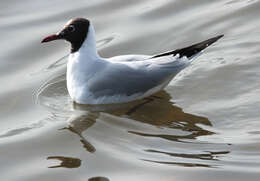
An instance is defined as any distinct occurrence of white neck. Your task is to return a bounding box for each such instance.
[77,23,99,58]
[67,23,106,103]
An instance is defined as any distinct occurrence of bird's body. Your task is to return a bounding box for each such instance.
[42,18,223,105]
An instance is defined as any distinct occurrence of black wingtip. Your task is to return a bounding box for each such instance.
[203,34,224,47]
[213,34,224,39]
[152,34,224,59]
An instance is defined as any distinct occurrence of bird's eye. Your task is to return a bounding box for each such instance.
[67,25,75,32]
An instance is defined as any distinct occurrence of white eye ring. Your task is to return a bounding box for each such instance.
[67,25,75,32]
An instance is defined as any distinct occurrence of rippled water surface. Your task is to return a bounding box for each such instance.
[1,0,260,180]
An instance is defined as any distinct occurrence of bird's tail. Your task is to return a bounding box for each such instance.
[152,34,224,59]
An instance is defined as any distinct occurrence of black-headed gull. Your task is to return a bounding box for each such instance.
[42,18,223,104]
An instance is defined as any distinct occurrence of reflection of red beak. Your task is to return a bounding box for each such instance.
[41,34,60,43]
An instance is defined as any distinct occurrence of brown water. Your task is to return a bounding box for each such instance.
[1,0,260,180]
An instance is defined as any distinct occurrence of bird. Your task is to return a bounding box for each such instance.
[41,18,223,105]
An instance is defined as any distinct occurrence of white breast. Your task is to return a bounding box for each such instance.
[67,51,106,103]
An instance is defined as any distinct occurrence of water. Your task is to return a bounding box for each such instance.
[1,0,260,180]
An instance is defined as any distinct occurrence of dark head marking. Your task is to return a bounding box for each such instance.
[42,18,90,53]
[59,18,90,53]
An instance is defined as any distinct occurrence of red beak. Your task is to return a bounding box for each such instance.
[41,34,60,43]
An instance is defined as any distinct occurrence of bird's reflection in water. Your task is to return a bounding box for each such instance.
[72,91,214,143]
[61,112,98,153]
[142,150,230,168]
[145,149,230,161]
[88,177,110,181]
[47,156,81,168]
[61,90,229,168]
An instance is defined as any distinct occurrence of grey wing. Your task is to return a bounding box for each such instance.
[87,63,173,98]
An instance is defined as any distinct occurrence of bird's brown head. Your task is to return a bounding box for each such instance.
[41,18,90,53]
